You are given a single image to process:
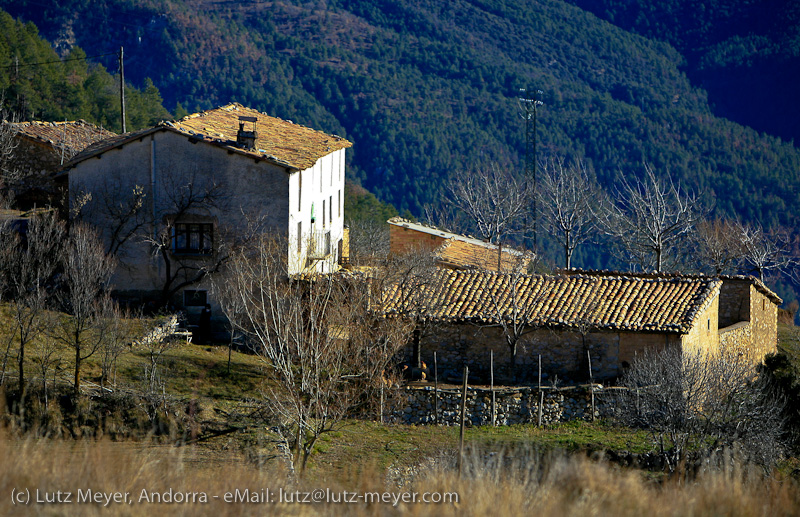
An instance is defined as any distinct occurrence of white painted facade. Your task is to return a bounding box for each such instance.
[288,148,346,275]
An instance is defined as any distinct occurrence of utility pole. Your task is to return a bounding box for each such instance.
[119,46,127,133]
[519,88,543,250]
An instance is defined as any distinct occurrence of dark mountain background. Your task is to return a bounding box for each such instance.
[565,0,800,146]
[1,0,799,301]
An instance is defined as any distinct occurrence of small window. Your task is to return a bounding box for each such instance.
[329,195,332,223]
[172,222,213,255]
[184,290,207,307]
[322,200,326,228]
[707,318,710,330]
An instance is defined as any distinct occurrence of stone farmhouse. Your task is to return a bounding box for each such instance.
[2,119,114,210]
[388,216,533,272]
[382,267,780,383]
[64,102,351,313]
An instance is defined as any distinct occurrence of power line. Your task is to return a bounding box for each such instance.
[1,52,119,70]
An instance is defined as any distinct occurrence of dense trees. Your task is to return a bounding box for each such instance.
[0,10,171,132]
[2,0,799,234]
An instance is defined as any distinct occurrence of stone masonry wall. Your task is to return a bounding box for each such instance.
[719,321,753,359]
[718,280,750,328]
[749,285,778,360]
[394,385,621,426]
[410,324,681,384]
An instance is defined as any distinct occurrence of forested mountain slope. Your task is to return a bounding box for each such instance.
[565,0,800,145]
[0,11,170,132]
[2,0,799,230]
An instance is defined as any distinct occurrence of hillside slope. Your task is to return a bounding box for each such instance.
[2,0,799,229]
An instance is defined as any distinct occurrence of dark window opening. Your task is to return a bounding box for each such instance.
[173,222,213,255]
[184,290,207,307]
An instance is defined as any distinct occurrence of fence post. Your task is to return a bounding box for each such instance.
[538,354,543,427]
[490,350,496,427]
[588,350,595,422]
[434,351,439,425]
[458,365,469,478]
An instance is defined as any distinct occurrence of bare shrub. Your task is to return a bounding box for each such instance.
[615,347,785,468]
[218,235,411,474]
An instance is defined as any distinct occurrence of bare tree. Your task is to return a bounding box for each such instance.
[376,246,441,369]
[445,164,529,268]
[219,235,410,474]
[0,212,63,391]
[3,212,64,395]
[600,165,702,272]
[691,217,748,275]
[51,223,115,396]
[345,219,390,265]
[98,299,137,395]
[738,222,795,281]
[538,158,600,269]
[0,99,21,208]
[615,347,785,468]
[481,261,547,382]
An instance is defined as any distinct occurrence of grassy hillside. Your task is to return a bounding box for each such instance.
[2,0,799,231]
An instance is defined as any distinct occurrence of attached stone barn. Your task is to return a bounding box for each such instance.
[382,269,780,384]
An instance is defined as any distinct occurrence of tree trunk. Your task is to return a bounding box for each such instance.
[18,341,25,394]
[509,342,517,382]
[74,346,81,397]
[412,323,421,368]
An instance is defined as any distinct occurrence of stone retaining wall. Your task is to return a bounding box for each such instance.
[394,385,623,426]
[132,315,180,347]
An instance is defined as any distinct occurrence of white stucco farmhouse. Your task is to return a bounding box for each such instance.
[63,102,351,310]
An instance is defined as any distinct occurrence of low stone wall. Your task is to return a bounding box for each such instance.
[132,315,180,347]
[394,384,623,426]
[719,321,752,357]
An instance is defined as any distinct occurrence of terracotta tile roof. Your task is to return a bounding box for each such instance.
[381,269,722,334]
[9,120,115,153]
[558,268,782,305]
[435,238,531,272]
[65,103,351,172]
[387,217,533,272]
[172,103,351,170]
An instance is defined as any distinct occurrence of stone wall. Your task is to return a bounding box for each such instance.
[719,321,753,359]
[394,385,621,426]
[410,324,682,384]
[718,279,750,328]
[749,285,778,359]
[717,279,778,364]
[681,294,720,357]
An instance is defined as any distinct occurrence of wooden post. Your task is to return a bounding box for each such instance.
[538,354,543,427]
[434,351,439,425]
[458,365,469,478]
[490,350,496,427]
[119,46,126,133]
[587,350,595,422]
[380,384,385,424]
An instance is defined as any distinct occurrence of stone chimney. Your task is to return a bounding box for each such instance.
[236,116,257,150]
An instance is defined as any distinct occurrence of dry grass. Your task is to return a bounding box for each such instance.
[0,433,797,516]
